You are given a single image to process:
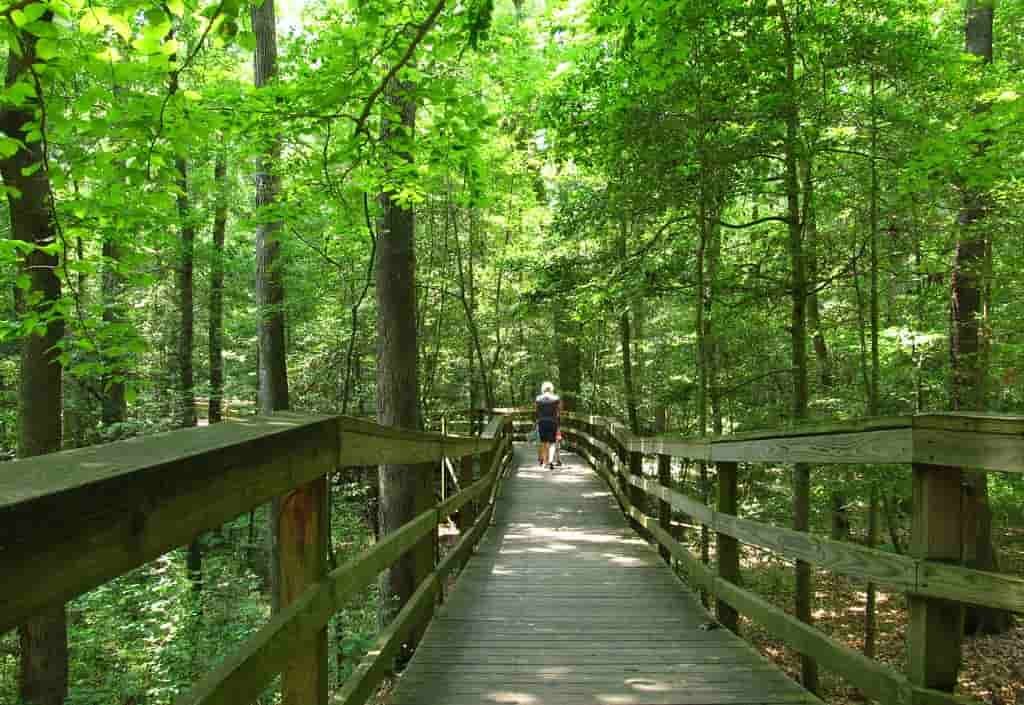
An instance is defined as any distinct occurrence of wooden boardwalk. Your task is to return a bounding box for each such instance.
[389,444,818,705]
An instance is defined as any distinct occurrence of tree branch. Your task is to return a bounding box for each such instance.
[352,0,447,138]
[717,215,790,229]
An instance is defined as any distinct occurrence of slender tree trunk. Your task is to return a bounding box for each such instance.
[617,220,639,434]
[168,54,201,588]
[1,25,69,705]
[209,152,227,424]
[863,69,883,655]
[176,155,201,591]
[453,192,494,408]
[803,155,846,542]
[778,0,817,691]
[556,309,582,412]
[175,156,196,429]
[695,179,711,581]
[376,79,433,657]
[100,238,127,425]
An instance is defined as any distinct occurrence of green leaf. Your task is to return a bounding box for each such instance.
[236,31,256,51]
[107,13,132,41]
[23,20,58,37]
[79,8,104,33]
[20,161,41,177]
[0,135,22,156]
[5,81,36,106]
[35,38,59,60]
[22,3,48,22]
[166,0,185,16]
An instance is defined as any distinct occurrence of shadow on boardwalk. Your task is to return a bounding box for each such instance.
[389,444,819,705]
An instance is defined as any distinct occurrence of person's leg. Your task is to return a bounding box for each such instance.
[539,441,549,465]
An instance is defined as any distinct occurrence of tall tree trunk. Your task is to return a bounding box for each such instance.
[863,69,882,656]
[453,192,494,409]
[617,220,639,434]
[168,49,201,587]
[802,154,846,542]
[376,79,433,657]
[101,237,127,425]
[253,0,291,618]
[778,0,817,691]
[695,175,711,581]
[175,156,196,429]
[953,0,1010,636]
[209,152,227,424]
[556,308,582,412]
[1,25,69,705]
[176,156,201,590]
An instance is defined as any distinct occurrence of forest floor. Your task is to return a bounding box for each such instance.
[727,512,1024,705]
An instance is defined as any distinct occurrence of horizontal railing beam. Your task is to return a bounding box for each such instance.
[1,412,505,635]
[175,430,512,705]
[556,410,1024,473]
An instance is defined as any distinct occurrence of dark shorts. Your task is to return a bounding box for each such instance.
[538,419,558,443]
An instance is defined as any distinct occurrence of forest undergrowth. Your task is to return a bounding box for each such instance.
[0,480,378,705]
[667,464,1024,705]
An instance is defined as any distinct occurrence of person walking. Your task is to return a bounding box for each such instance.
[535,381,561,469]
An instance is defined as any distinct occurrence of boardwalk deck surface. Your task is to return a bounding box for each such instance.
[389,444,818,705]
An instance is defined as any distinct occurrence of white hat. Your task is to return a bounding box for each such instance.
[541,381,554,394]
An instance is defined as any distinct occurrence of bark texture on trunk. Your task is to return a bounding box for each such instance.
[252,0,291,618]
[375,79,433,655]
[778,0,817,692]
[0,26,69,705]
[175,155,196,429]
[954,0,1011,636]
[253,0,289,417]
[209,152,227,424]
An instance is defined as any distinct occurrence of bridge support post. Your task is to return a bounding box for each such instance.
[657,452,672,564]
[279,477,329,705]
[716,461,740,633]
[907,463,965,693]
[654,407,673,564]
[628,450,645,514]
[457,454,477,534]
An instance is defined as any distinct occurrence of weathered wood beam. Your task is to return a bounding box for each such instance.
[625,474,1024,612]
[716,461,740,633]
[907,463,965,693]
[1,415,339,635]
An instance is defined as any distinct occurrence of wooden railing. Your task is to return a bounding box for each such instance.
[1,410,514,705]
[540,410,1024,705]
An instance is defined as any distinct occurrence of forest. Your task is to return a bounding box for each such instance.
[1,0,1023,701]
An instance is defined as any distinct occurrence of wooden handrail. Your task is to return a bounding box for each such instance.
[174,433,512,705]
[563,423,1024,612]
[558,410,1020,705]
[0,412,509,636]
[557,410,1024,473]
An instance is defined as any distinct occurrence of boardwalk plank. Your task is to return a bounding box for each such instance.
[388,445,818,705]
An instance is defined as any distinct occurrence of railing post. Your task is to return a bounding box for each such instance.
[716,461,739,633]
[280,477,329,705]
[654,407,672,564]
[907,462,965,692]
[456,454,476,534]
[657,452,672,563]
[628,449,644,512]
